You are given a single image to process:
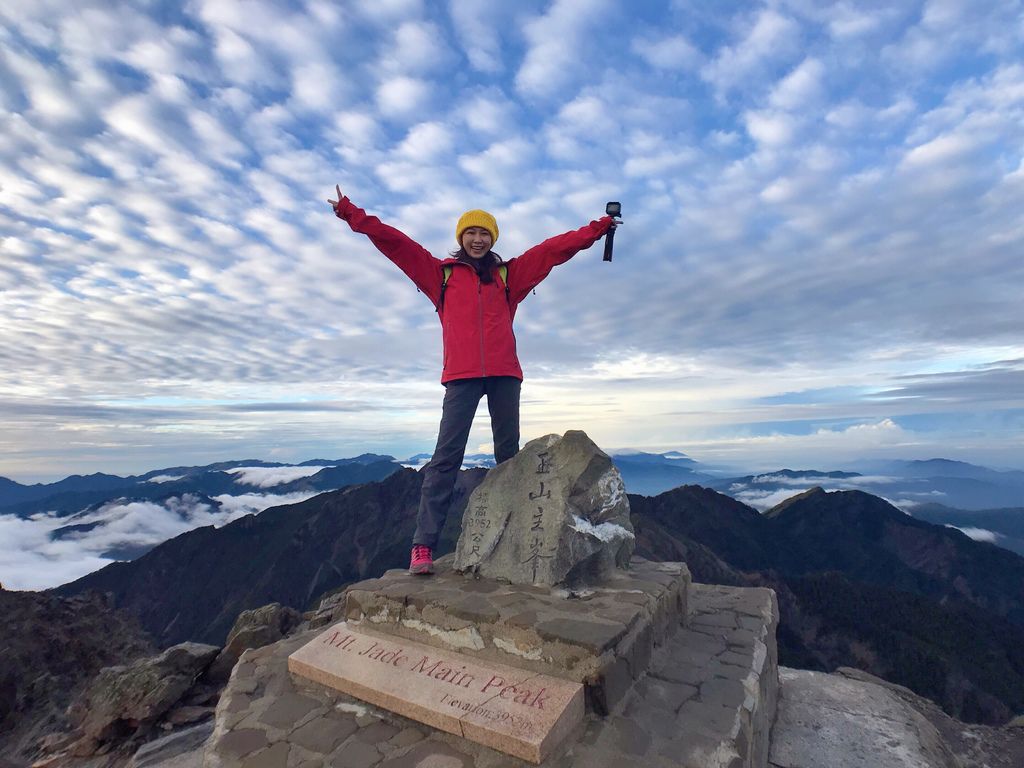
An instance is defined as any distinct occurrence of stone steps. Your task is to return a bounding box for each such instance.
[557,584,779,768]
[331,557,690,717]
[203,580,779,768]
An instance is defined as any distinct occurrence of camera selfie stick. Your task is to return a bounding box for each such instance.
[603,201,621,262]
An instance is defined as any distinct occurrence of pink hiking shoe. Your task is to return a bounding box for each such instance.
[409,544,434,575]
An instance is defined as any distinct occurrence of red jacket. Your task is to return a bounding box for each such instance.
[335,197,612,383]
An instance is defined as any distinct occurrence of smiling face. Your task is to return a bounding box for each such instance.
[460,226,493,259]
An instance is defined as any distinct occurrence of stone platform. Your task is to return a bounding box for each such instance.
[203,582,779,768]
[313,556,689,717]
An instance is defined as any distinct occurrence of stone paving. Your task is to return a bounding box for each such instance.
[203,582,779,768]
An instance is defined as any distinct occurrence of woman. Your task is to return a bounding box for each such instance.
[329,186,615,574]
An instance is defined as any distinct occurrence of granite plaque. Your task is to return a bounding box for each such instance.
[288,622,584,764]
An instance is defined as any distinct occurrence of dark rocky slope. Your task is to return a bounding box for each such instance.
[0,590,155,760]
[54,469,485,647]
[764,488,1024,623]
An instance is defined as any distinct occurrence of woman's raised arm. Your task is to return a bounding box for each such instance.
[329,185,444,306]
[505,216,614,305]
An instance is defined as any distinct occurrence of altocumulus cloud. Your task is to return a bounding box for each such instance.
[0,0,1022,481]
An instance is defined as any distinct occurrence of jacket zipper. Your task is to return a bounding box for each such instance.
[448,261,489,377]
[477,277,486,376]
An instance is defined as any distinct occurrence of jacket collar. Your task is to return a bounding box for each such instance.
[440,253,504,267]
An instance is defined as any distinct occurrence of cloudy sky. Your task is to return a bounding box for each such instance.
[2,0,1022,483]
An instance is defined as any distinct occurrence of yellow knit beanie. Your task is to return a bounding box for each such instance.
[455,209,499,245]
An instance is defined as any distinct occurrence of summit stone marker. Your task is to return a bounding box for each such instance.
[288,622,583,764]
[453,430,635,586]
[289,430,675,763]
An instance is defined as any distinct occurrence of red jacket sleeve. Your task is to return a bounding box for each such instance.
[505,217,613,305]
[335,197,443,306]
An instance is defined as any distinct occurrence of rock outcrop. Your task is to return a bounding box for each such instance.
[453,431,634,586]
[17,601,306,766]
[0,590,155,763]
[66,642,220,754]
[206,603,303,683]
[770,667,959,768]
[829,667,1024,768]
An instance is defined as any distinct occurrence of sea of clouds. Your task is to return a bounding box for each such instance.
[0,484,320,592]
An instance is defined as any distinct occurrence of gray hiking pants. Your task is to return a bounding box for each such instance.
[413,376,521,549]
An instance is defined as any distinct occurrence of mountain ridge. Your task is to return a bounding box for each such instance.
[1,459,401,520]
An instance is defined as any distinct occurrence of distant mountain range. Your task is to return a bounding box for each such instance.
[611,453,1023,514]
[3,452,1022,592]
[606,451,719,495]
[5,452,1020,518]
[909,503,1024,557]
[0,454,398,519]
[709,462,1024,511]
[605,454,1024,555]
